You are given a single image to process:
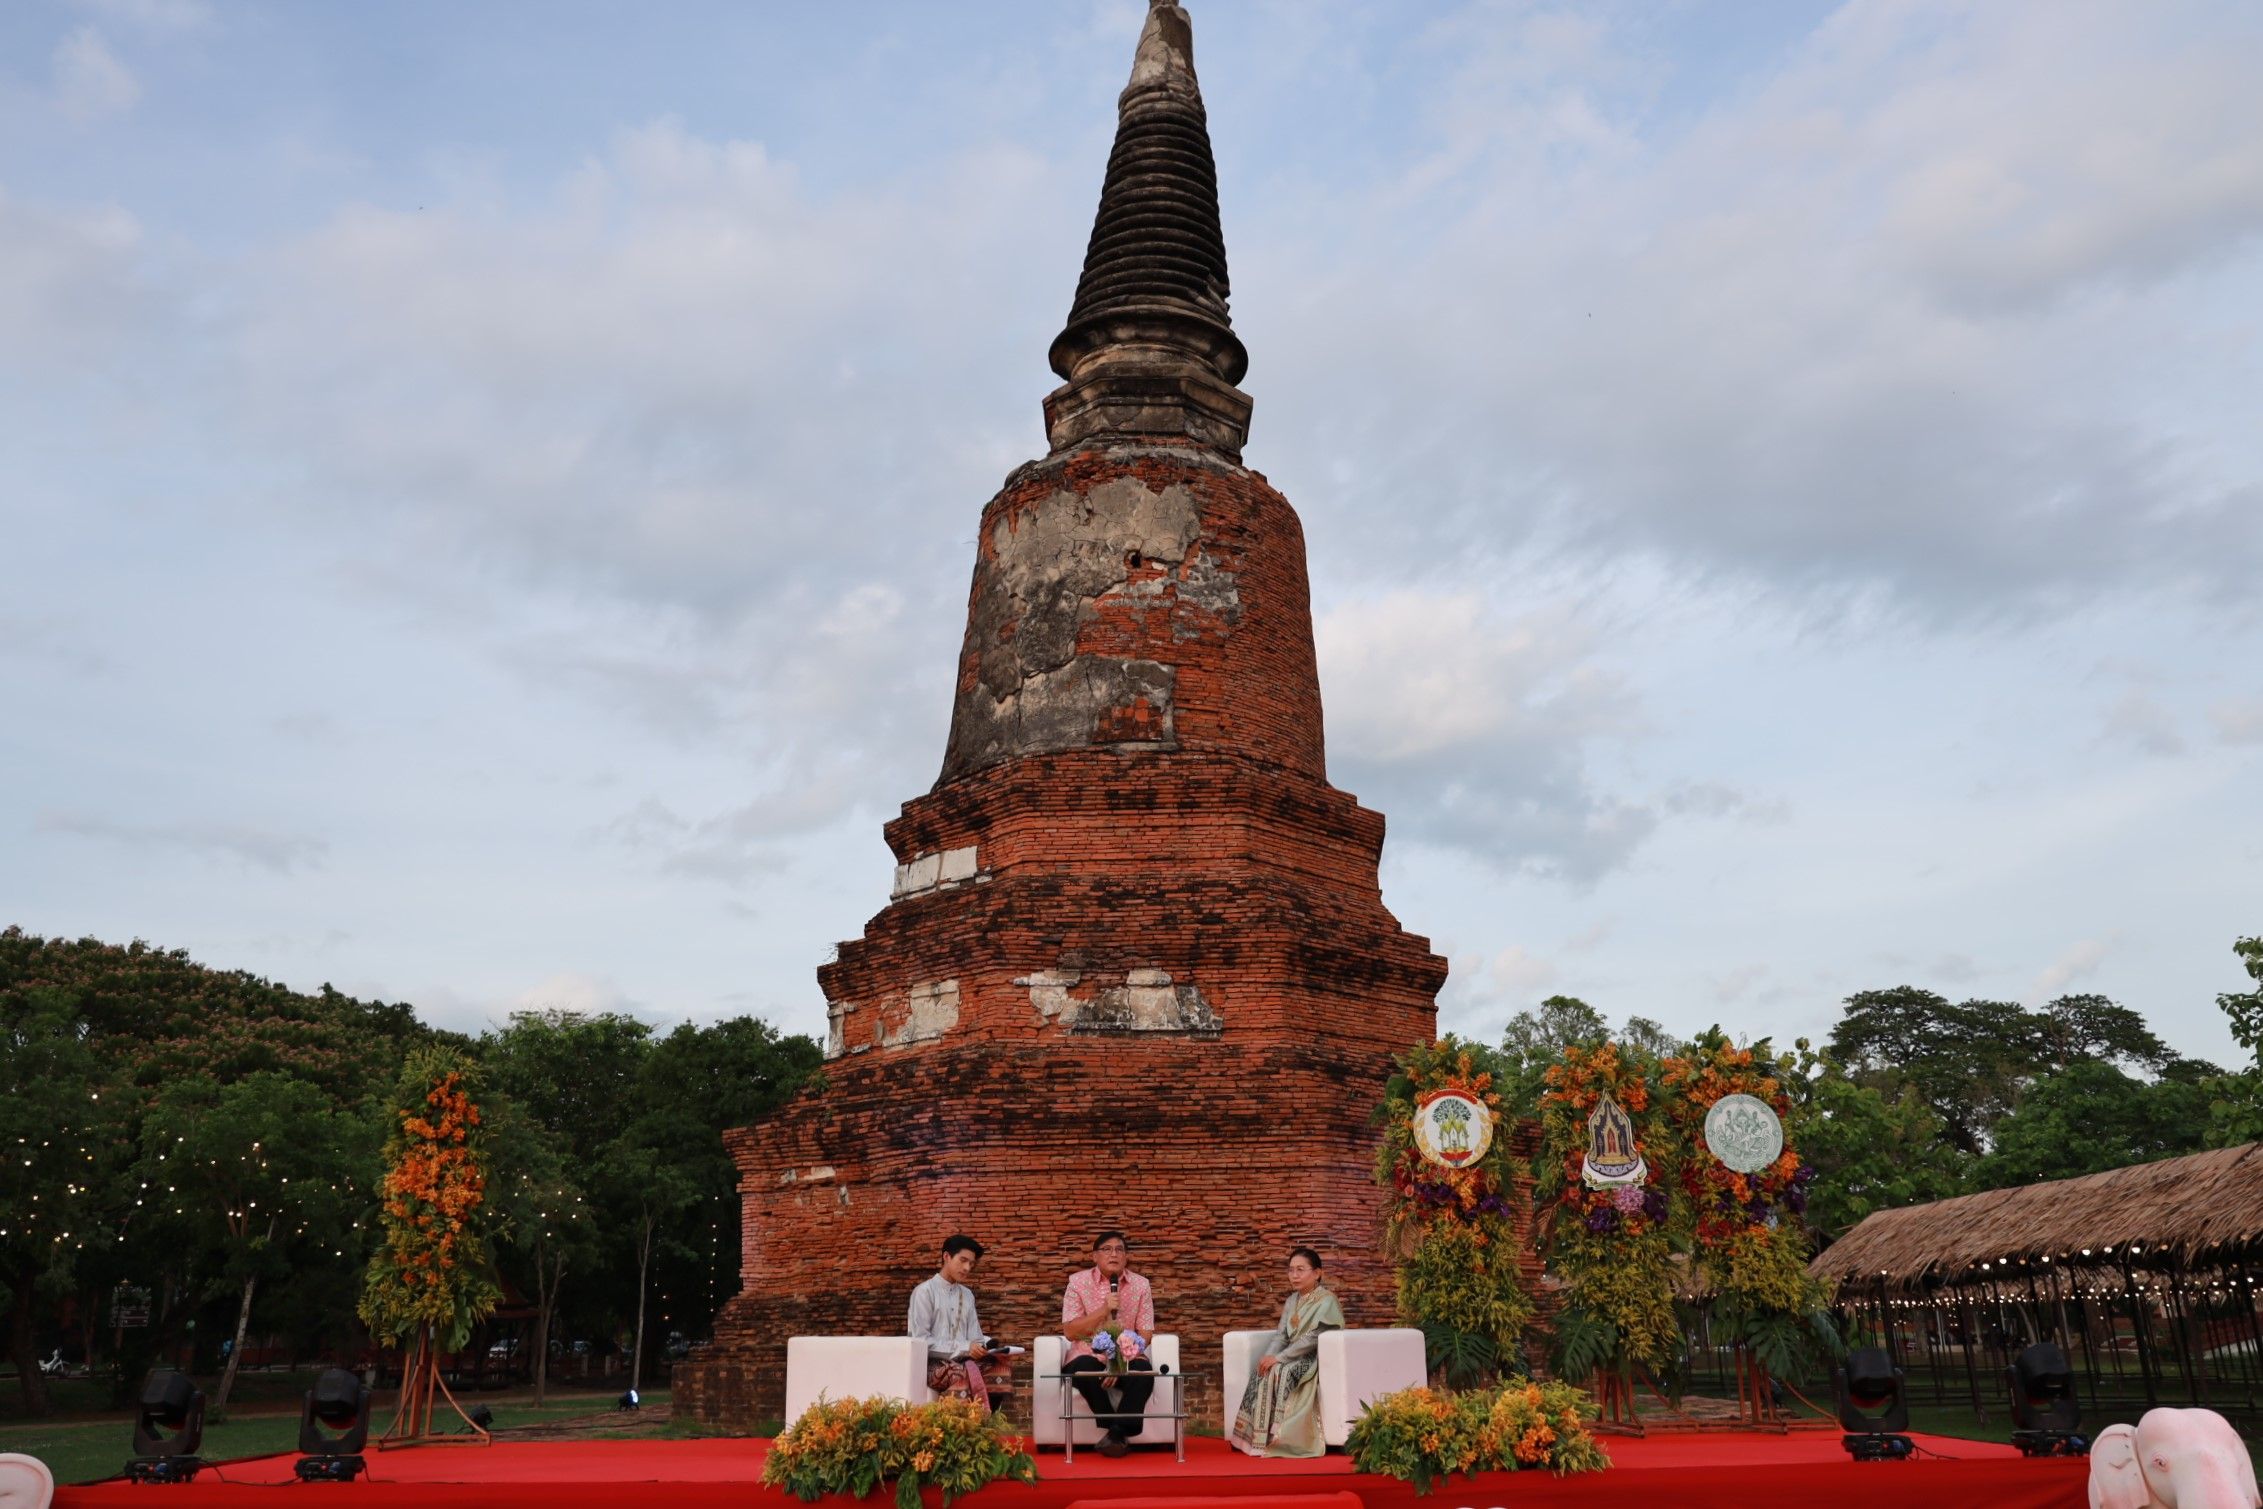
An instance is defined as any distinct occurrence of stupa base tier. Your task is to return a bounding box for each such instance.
[681,1040,1450,1429]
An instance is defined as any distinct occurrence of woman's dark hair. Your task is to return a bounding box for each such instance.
[1288,1246,1323,1270]
[941,1234,985,1259]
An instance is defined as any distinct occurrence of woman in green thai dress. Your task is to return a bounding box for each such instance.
[1230,1247,1343,1458]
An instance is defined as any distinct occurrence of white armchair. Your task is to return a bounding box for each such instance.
[1318,1327,1427,1446]
[1031,1333,1181,1449]
[782,1336,932,1431]
[1222,1326,1428,1448]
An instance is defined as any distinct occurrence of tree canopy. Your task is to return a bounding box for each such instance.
[1,928,821,1415]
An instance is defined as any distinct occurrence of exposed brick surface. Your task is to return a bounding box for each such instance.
[677,442,1451,1431]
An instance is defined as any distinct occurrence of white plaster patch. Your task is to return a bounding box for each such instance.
[1016,967,1083,1024]
[891,845,984,899]
[824,996,856,1060]
[1025,967,1222,1034]
[880,978,960,1047]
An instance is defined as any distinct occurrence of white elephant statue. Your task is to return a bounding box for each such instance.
[2090,1408,2260,1509]
[0,1453,55,1509]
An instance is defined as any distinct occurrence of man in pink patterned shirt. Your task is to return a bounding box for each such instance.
[1060,1230,1156,1456]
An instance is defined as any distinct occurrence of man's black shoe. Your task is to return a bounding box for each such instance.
[1097,1431,1128,1458]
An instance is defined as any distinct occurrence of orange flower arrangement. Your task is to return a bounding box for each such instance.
[358,1051,500,1350]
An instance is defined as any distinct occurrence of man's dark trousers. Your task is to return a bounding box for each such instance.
[1061,1355,1156,1437]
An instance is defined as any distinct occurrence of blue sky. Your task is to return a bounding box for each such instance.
[4,0,2260,1064]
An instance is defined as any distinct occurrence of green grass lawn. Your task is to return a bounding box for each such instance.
[0,1388,658,1486]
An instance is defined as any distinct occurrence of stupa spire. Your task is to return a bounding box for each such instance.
[1044,0,1252,458]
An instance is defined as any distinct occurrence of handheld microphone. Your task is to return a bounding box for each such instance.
[1108,1276,1120,1295]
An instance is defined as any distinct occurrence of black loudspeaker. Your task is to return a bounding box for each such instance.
[125,1369,206,1483]
[1835,1346,1914,1461]
[2007,1343,2088,1457]
[295,1367,372,1481]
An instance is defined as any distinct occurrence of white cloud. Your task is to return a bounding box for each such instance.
[52,28,139,123]
[1255,0,2263,616]
[1316,589,1659,879]
[2211,697,2263,746]
[1489,944,1557,999]
[36,812,326,873]
[2098,688,2188,758]
[0,192,146,362]
[2031,935,2117,1001]
[71,0,213,33]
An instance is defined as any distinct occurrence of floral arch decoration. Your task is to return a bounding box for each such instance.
[1374,1037,1533,1385]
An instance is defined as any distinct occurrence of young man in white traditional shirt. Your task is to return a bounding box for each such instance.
[908,1234,1014,1410]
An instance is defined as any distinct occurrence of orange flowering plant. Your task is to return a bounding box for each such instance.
[1374,1037,1532,1384]
[1346,1379,1608,1490]
[357,1048,501,1351]
[760,1394,1036,1509]
[1534,1041,1681,1378]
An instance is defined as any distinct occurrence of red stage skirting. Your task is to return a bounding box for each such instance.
[54,1431,2087,1508]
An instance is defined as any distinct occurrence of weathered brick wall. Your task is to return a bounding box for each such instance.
[678,441,1462,1431]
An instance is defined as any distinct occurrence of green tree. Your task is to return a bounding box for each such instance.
[142,1072,372,1411]
[483,1010,652,1165]
[1498,996,1608,1115]
[2,928,429,1412]
[478,1009,819,1379]
[595,1136,699,1392]
[1780,1044,1970,1236]
[628,1018,821,1352]
[1,987,118,1413]
[484,1099,594,1406]
[1826,987,2045,1155]
[2034,993,2176,1074]
[1973,1059,2210,1190]
[2205,936,2263,1147]
[1618,1015,1684,1062]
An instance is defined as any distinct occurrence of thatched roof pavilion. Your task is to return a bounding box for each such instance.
[1811,1142,2263,1293]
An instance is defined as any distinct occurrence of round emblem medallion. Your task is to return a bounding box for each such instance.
[1413,1089,1494,1168]
[1703,1093,1784,1174]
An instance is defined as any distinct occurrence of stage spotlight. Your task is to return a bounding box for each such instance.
[124,1369,205,1484]
[294,1367,371,1482]
[2006,1343,2088,1457]
[467,1405,495,1432]
[1834,1347,1915,1462]
[617,1388,640,1410]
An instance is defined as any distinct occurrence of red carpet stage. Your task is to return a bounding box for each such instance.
[55,1431,2087,1508]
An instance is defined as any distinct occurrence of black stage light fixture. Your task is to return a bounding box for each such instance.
[1835,1346,1915,1462]
[2006,1343,2088,1457]
[617,1387,641,1411]
[295,1367,372,1482]
[124,1368,206,1483]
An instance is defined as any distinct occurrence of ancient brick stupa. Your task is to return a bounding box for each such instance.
[677,0,1443,1428]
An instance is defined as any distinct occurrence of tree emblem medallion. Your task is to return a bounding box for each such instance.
[1703,1092,1785,1173]
[1413,1089,1494,1167]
